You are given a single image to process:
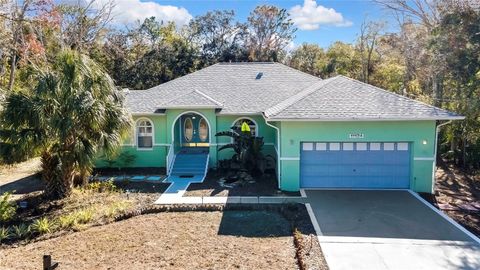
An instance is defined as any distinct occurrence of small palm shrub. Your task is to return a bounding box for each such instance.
[0,192,17,223]
[86,179,117,193]
[216,125,276,176]
[11,223,30,239]
[31,217,55,235]
[75,209,94,224]
[58,214,77,229]
[0,226,11,243]
[57,208,95,230]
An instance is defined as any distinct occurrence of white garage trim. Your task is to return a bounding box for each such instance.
[280,157,300,161]
[414,157,435,161]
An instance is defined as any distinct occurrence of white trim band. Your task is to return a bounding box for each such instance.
[280,157,300,161]
[414,157,435,161]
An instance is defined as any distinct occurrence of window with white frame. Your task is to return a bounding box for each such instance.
[233,118,257,136]
[136,119,153,149]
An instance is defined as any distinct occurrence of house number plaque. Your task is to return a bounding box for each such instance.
[348,133,365,139]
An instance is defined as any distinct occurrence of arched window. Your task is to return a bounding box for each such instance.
[136,119,153,149]
[232,118,257,136]
[199,118,208,142]
[184,117,193,142]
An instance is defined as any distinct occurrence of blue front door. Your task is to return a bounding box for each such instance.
[181,114,209,147]
[300,142,411,189]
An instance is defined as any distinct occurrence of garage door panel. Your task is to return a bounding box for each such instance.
[300,142,410,189]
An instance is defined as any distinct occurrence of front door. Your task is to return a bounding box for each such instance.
[181,114,209,147]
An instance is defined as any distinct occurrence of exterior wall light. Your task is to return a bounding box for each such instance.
[422,140,428,145]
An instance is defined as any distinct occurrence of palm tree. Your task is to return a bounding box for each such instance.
[0,50,131,199]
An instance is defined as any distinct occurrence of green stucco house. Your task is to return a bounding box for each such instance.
[97,62,462,194]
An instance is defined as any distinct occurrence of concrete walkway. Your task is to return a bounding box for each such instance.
[154,176,305,204]
[305,189,480,270]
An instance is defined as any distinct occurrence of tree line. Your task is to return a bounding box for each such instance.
[0,0,479,196]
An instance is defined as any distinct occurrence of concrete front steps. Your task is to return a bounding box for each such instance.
[170,152,208,177]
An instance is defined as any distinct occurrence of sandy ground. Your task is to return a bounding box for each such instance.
[0,159,43,199]
[1,211,300,270]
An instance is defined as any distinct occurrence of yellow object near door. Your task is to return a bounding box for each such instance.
[241,122,251,133]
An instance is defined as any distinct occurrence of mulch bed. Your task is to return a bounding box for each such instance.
[185,171,301,197]
[420,162,480,238]
[92,167,166,176]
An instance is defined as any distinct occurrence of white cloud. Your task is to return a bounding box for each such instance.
[289,0,353,30]
[64,0,193,26]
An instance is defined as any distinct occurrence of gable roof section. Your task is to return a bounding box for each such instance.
[125,62,321,114]
[264,75,463,121]
[158,89,223,109]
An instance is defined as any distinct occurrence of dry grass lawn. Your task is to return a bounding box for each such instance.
[1,211,299,270]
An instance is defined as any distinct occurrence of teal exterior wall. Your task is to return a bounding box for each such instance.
[95,113,437,194]
[95,114,168,168]
[95,112,278,169]
[277,121,437,193]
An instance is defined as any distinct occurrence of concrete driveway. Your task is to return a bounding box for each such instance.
[304,190,480,270]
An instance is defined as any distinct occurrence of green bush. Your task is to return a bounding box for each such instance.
[31,217,55,235]
[0,226,11,242]
[0,192,17,223]
[11,223,30,239]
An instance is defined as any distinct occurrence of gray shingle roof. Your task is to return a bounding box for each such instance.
[125,63,462,120]
[158,90,223,109]
[125,62,321,114]
[264,75,463,120]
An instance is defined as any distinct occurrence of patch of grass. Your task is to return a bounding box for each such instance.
[31,217,56,235]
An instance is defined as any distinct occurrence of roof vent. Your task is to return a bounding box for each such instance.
[256,72,263,80]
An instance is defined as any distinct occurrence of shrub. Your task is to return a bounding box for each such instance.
[0,192,17,223]
[75,208,94,224]
[58,214,77,229]
[86,179,117,193]
[11,223,30,239]
[31,217,55,235]
[0,226,11,242]
[105,201,130,219]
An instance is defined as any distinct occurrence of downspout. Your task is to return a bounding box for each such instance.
[263,114,281,189]
[432,120,452,193]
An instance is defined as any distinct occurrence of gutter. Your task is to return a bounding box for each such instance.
[432,120,453,193]
[263,114,281,189]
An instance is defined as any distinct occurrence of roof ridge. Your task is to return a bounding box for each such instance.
[336,75,457,114]
[193,89,223,106]
[264,77,338,117]
[217,62,275,65]
[157,89,223,108]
